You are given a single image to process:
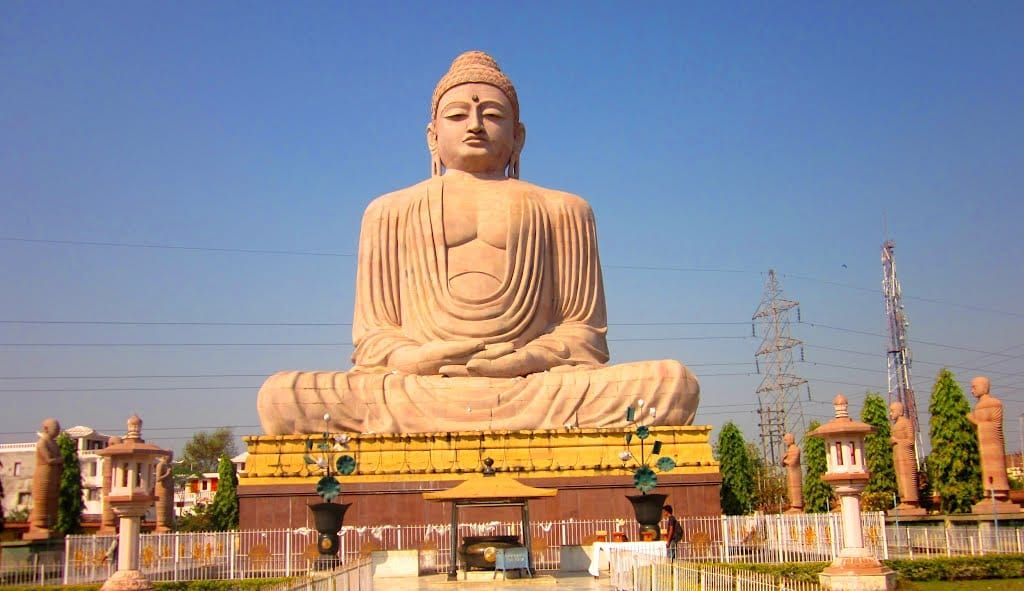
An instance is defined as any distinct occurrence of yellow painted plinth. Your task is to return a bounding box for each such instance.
[242,425,718,486]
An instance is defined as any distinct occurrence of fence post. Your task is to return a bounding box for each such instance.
[285,531,292,577]
[776,515,784,564]
[880,520,889,560]
[229,534,236,580]
[63,534,71,585]
[173,532,180,582]
[721,516,730,563]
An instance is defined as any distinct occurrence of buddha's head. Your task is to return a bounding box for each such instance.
[428,51,526,179]
[783,432,795,446]
[971,376,990,399]
[889,401,904,420]
[41,418,60,438]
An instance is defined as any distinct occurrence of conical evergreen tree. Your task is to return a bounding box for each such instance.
[803,421,833,513]
[715,422,755,515]
[54,433,84,535]
[928,368,982,513]
[862,392,897,509]
[210,456,239,530]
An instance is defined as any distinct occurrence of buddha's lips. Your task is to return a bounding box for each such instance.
[463,137,488,145]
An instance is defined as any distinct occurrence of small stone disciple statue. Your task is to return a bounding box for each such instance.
[257,51,700,435]
[967,376,1011,502]
[154,453,174,532]
[782,433,803,513]
[889,401,923,512]
[98,435,123,534]
[26,418,63,539]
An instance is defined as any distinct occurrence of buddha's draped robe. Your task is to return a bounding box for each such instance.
[890,416,920,504]
[257,179,699,434]
[969,396,1010,494]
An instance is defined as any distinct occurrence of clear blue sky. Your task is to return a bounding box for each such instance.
[2,2,1022,456]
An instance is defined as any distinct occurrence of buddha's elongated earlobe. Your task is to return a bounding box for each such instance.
[508,122,526,179]
[426,123,442,177]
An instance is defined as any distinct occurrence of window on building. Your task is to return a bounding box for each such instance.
[90,462,98,477]
[18,492,31,505]
[13,461,22,476]
[87,489,100,501]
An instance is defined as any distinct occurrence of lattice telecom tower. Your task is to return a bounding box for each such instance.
[752,270,808,466]
[882,240,921,461]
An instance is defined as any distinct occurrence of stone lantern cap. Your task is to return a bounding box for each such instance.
[808,394,873,437]
[809,394,874,484]
[96,414,168,506]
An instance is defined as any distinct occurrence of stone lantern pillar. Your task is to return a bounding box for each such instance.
[810,395,895,591]
[95,415,165,591]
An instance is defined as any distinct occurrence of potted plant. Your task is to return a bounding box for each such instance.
[304,413,357,569]
[619,399,676,541]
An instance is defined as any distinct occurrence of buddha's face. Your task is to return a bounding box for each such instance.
[430,82,521,176]
[889,402,903,420]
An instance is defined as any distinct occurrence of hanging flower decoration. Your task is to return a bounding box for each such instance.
[621,401,676,494]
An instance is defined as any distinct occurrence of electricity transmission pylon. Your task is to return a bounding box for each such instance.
[882,240,921,464]
[752,269,808,466]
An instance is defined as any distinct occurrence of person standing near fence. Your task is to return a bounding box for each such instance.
[662,505,681,559]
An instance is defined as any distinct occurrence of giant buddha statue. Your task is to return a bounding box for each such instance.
[257,51,700,435]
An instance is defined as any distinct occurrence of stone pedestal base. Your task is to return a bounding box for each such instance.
[887,504,927,517]
[819,557,896,591]
[818,549,896,591]
[100,569,155,591]
[239,426,722,529]
[972,498,1022,516]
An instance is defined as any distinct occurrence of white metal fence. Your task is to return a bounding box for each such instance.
[6,513,1024,587]
[608,549,822,591]
[886,524,1024,558]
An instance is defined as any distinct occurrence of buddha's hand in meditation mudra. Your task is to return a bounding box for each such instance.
[389,340,571,378]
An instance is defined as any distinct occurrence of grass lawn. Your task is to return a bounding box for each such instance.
[904,581,1024,591]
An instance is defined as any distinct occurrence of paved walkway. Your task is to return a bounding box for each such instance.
[378,572,613,590]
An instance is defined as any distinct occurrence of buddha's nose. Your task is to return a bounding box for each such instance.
[467,111,484,132]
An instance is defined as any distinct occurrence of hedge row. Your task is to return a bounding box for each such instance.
[717,554,1024,582]
[0,577,293,591]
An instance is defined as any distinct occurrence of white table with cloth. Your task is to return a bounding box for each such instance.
[588,541,666,576]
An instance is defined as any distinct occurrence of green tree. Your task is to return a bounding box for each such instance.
[179,427,238,477]
[210,456,239,530]
[803,421,833,513]
[715,422,755,515]
[928,368,982,513]
[861,392,897,511]
[54,433,84,535]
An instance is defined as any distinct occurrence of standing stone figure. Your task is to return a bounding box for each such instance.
[256,50,700,435]
[154,453,174,532]
[26,418,63,539]
[98,435,123,535]
[782,433,803,513]
[889,402,925,514]
[966,376,1018,513]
